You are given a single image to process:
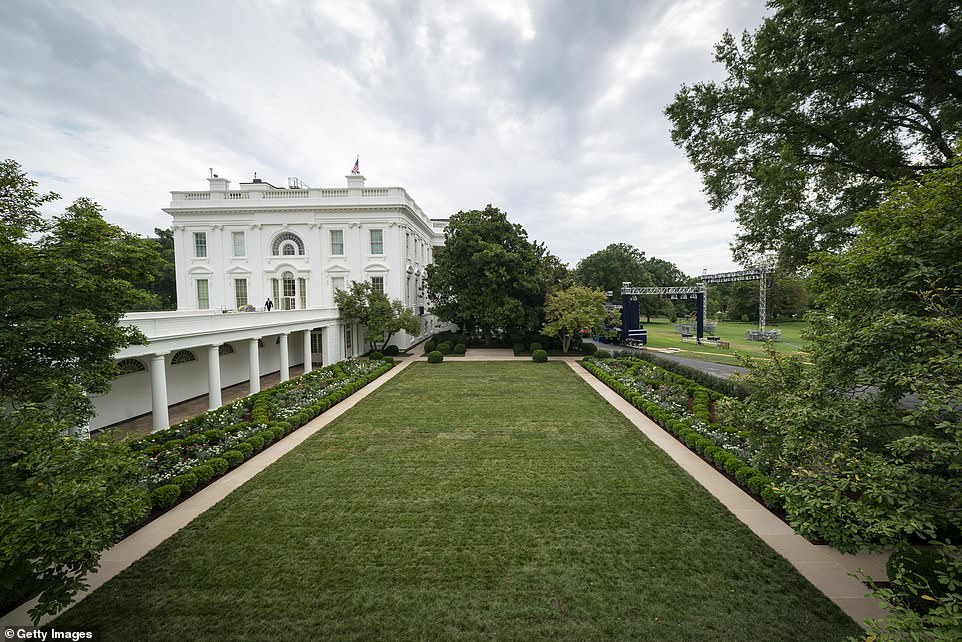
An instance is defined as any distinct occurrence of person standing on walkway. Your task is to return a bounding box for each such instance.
[265,298,273,311]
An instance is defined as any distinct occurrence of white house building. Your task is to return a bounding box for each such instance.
[89,172,448,432]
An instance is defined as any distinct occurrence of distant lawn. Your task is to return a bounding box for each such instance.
[635,318,809,365]
[53,362,857,641]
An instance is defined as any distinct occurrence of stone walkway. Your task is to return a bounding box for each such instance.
[3,349,888,630]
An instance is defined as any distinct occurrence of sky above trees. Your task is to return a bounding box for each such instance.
[0,0,770,276]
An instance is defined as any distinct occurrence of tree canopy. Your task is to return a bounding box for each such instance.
[426,205,564,340]
[334,280,420,352]
[542,285,620,353]
[0,159,161,620]
[666,0,962,268]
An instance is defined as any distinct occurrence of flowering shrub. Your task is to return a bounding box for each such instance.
[131,358,394,511]
[582,356,780,510]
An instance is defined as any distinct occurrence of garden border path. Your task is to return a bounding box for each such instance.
[0,359,414,629]
[566,359,888,628]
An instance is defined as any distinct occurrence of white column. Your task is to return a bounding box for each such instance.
[149,353,170,432]
[322,324,339,366]
[278,333,290,382]
[207,344,222,410]
[302,329,313,374]
[248,337,261,394]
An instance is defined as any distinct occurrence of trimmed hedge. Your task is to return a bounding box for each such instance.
[424,340,437,352]
[595,349,612,359]
[437,342,452,355]
[369,351,384,361]
[581,342,598,355]
[428,350,444,363]
[383,344,400,356]
[150,484,181,511]
[529,342,543,353]
[513,342,525,355]
[532,349,548,362]
[453,343,466,355]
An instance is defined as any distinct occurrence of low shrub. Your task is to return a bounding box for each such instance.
[150,484,181,511]
[428,351,444,364]
[513,342,525,355]
[247,435,265,453]
[234,442,254,458]
[369,351,384,361]
[453,343,466,355]
[223,449,244,468]
[595,349,612,359]
[192,464,215,485]
[425,340,437,352]
[208,457,229,476]
[383,344,400,356]
[532,349,548,363]
[171,472,197,495]
[382,355,395,364]
[581,342,598,355]
[437,341,452,354]
[529,342,543,352]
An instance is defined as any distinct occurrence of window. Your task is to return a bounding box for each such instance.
[298,278,307,309]
[194,232,207,258]
[405,232,410,258]
[234,278,248,308]
[232,231,246,257]
[116,358,146,375]
[271,232,305,256]
[282,271,296,310]
[197,279,209,309]
[171,349,197,365]
[271,279,280,303]
[369,228,383,254]
[218,343,235,356]
[371,275,384,295]
[330,229,344,255]
[332,276,345,292]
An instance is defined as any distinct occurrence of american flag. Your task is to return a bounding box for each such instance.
[351,156,360,174]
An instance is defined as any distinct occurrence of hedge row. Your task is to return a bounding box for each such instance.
[581,358,782,511]
[614,349,751,400]
[142,359,396,512]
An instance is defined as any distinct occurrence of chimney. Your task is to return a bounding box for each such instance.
[346,174,366,189]
[208,174,230,192]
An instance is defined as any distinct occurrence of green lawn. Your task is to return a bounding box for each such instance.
[53,362,858,641]
[635,319,809,365]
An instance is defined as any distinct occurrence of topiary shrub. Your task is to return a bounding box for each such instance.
[247,435,265,453]
[234,442,253,458]
[208,457,229,476]
[595,349,612,359]
[382,355,395,364]
[424,339,437,352]
[513,342,525,355]
[529,342,543,353]
[428,350,444,363]
[203,428,225,443]
[369,351,384,361]
[532,349,548,363]
[171,472,198,495]
[150,484,181,511]
[192,464,215,485]
[383,344,400,356]
[453,343,466,354]
[223,449,244,468]
[581,342,598,355]
[437,341,452,354]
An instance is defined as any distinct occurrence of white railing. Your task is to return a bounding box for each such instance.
[225,192,249,200]
[362,188,390,197]
[265,190,310,199]
[320,189,349,197]
[183,192,210,200]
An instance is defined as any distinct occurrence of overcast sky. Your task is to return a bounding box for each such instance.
[2,0,770,277]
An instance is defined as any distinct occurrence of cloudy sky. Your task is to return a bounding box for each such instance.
[2,0,770,277]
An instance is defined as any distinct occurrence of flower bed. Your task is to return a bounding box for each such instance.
[582,356,782,510]
[132,358,395,512]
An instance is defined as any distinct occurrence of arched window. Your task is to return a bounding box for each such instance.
[271,232,305,256]
[116,358,146,375]
[171,349,197,365]
[218,343,235,356]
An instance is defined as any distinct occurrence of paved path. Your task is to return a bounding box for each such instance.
[3,350,887,631]
[593,341,749,379]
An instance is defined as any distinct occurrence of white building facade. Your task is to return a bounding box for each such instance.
[89,172,448,432]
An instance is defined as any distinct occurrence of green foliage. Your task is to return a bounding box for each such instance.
[383,344,400,356]
[666,1,962,267]
[453,343,466,355]
[150,484,181,512]
[728,159,962,553]
[0,410,148,621]
[335,280,420,351]
[171,473,198,495]
[427,351,444,364]
[223,450,244,468]
[542,285,621,352]
[532,349,548,363]
[437,341,452,355]
[425,205,565,341]
[529,342,543,353]
[580,342,598,355]
[512,342,525,355]
[191,464,215,485]
[424,340,437,352]
[369,351,384,361]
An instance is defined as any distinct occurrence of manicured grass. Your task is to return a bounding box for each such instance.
[53,362,858,641]
[636,319,809,365]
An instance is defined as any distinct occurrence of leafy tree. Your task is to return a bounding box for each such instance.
[666,0,962,268]
[725,159,962,554]
[0,159,161,620]
[129,228,177,310]
[334,280,420,351]
[542,285,620,353]
[426,205,552,342]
